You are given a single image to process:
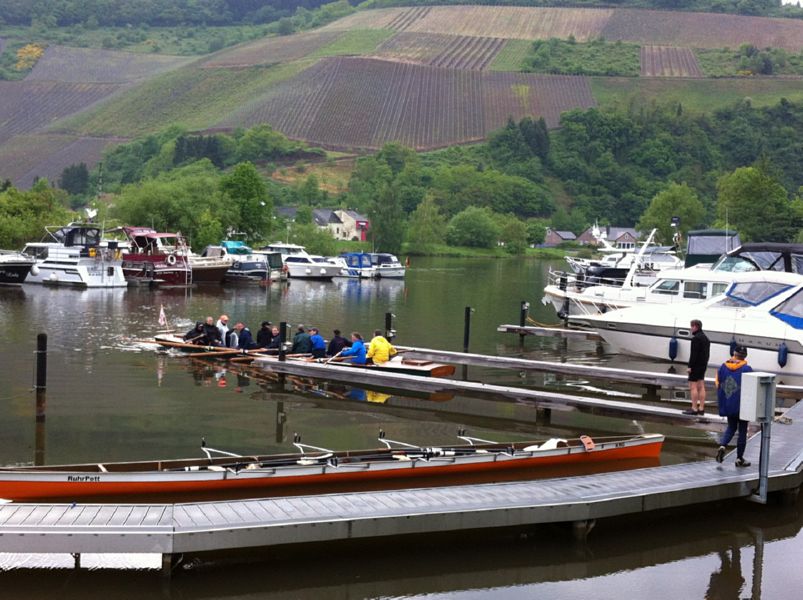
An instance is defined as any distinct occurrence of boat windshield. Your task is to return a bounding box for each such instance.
[712,281,793,308]
[770,289,803,329]
[712,256,760,273]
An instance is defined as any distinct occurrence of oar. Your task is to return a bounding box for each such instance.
[325,350,344,364]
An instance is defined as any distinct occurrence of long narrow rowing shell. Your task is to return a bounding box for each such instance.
[0,434,663,502]
[153,334,274,356]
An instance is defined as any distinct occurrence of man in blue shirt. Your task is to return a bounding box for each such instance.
[309,327,326,359]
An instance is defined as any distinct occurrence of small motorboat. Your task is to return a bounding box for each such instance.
[0,432,664,502]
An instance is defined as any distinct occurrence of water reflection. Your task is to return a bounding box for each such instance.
[3,257,803,597]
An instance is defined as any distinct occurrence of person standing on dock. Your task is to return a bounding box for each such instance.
[715,345,753,467]
[685,319,710,415]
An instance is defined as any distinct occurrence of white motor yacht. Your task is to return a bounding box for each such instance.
[368,253,405,278]
[22,223,128,288]
[575,270,803,384]
[259,242,338,280]
[0,250,37,285]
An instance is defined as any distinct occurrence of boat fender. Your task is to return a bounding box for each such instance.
[166,254,177,266]
[778,342,789,368]
[669,336,678,361]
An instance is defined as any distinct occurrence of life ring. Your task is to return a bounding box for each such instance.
[166,254,177,266]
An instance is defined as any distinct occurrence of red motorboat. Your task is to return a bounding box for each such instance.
[117,226,192,287]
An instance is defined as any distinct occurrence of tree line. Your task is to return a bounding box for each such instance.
[4,97,803,255]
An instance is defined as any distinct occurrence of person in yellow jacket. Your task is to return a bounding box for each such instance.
[366,329,397,364]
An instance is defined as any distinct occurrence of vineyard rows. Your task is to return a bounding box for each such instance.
[375,33,506,70]
[322,6,803,51]
[386,6,431,32]
[27,46,188,83]
[0,81,120,145]
[602,9,803,51]
[218,57,594,151]
[430,36,506,70]
[0,133,123,188]
[640,46,702,78]
[202,31,341,68]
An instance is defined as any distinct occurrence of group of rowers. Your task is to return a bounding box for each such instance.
[183,315,397,364]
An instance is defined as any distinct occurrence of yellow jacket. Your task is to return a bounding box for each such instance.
[367,335,397,364]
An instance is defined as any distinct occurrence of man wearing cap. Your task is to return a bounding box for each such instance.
[715,345,753,467]
[256,321,273,348]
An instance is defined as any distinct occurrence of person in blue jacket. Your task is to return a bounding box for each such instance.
[715,345,753,467]
[339,332,366,364]
[309,327,326,359]
[234,322,258,350]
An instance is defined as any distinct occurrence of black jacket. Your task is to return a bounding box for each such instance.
[689,329,710,371]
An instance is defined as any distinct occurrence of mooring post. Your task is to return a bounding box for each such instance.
[278,321,287,362]
[463,307,473,353]
[34,333,47,466]
[385,312,395,341]
[35,333,47,421]
[519,301,530,343]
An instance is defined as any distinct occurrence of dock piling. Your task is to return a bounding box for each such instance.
[519,301,530,342]
[278,321,287,362]
[34,333,47,466]
[463,307,473,353]
[385,312,395,341]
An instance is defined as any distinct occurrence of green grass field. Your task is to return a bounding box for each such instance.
[591,77,803,113]
[488,39,531,71]
[309,29,394,57]
[61,61,314,136]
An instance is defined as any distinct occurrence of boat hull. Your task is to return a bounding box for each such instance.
[0,262,34,285]
[25,260,127,288]
[0,435,663,502]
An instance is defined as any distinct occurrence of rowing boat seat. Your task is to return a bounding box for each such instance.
[401,358,432,365]
[538,438,568,450]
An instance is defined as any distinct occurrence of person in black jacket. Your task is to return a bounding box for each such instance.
[234,322,258,350]
[684,319,710,415]
[327,329,350,357]
[256,321,273,348]
[203,316,223,346]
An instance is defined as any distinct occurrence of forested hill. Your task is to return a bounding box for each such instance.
[0,0,799,26]
[0,0,346,26]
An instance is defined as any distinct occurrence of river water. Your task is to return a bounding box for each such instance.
[0,256,801,598]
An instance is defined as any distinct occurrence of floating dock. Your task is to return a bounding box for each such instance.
[1,398,801,574]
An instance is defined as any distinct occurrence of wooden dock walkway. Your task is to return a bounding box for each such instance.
[1,401,801,572]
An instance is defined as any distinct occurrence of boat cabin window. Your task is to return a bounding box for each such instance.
[285,256,310,264]
[711,283,728,297]
[770,290,803,329]
[24,245,48,259]
[653,279,680,295]
[713,281,792,308]
[713,256,759,273]
[54,227,101,248]
[683,281,707,299]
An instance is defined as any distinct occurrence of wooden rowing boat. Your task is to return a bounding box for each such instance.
[0,433,663,502]
[265,354,457,377]
[153,334,274,357]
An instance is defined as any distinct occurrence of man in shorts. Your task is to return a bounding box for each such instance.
[684,319,710,415]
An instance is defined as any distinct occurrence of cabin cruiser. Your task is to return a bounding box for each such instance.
[0,250,37,285]
[338,252,377,278]
[368,253,405,278]
[543,229,743,318]
[114,227,192,287]
[574,270,803,384]
[259,242,338,280]
[22,223,127,288]
[201,242,285,282]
